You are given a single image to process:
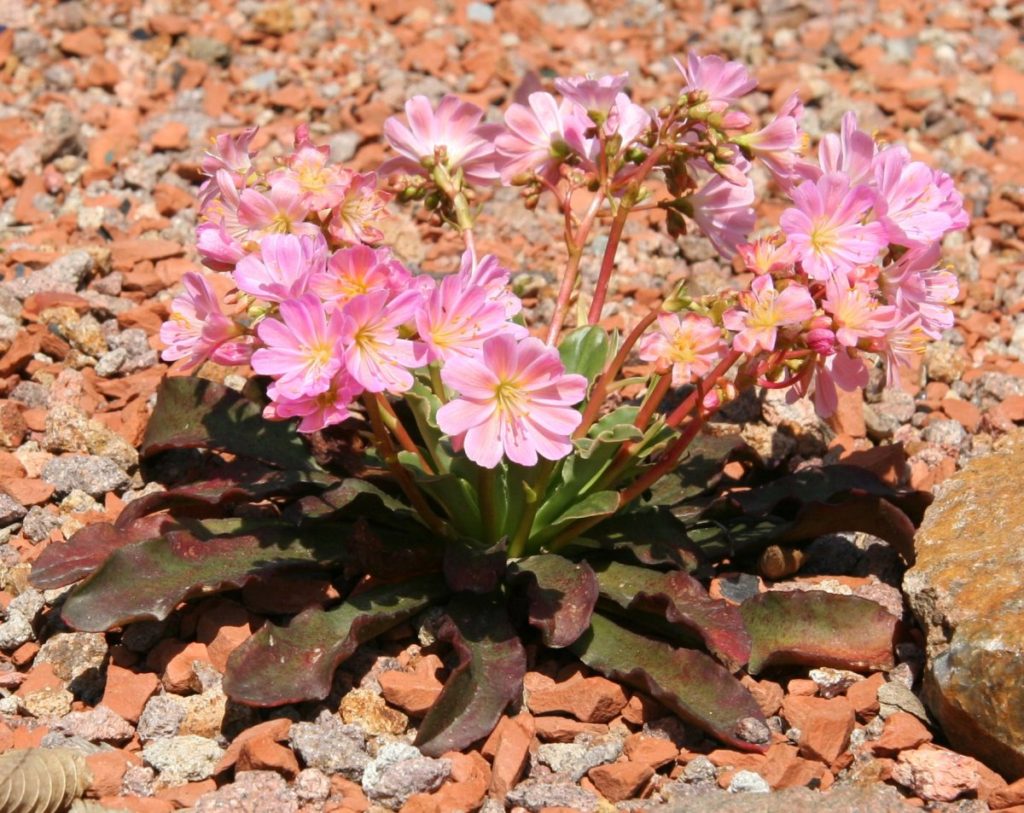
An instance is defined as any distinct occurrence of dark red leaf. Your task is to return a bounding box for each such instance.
[225,576,447,706]
[741,590,897,674]
[572,613,767,752]
[414,593,527,757]
[508,554,598,648]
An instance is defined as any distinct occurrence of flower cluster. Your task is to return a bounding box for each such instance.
[163,52,966,494]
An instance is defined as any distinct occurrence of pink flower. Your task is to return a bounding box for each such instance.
[326,171,391,245]
[233,233,327,302]
[817,112,876,186]
[496,92,575,185]
[199,127,258,205]
[196,219,247,271]
[878,314,926,387]
[269,126,347,211]
[723,275,815,354]
[638,313,724,387]
[737,235,799,275]
[310,245,410,305]
[803,350,870,417]
[780,173,887,280]
[554,73,629,117]
[738,93,807,189]
[252,294,346,397]
[340,290,427,394]
[265,369,362,433]
[383,95,503,186]
[436,335,588,469]
[872,147,952,247]
[685,171,756,258]
[160,272,247,369]
[675,53,756,111]
[416,273,523,363]
[821,278,898,348]
[237,178,318,239]
[882,245,958,339]
[934,169,969,232]
[456,250,521,318]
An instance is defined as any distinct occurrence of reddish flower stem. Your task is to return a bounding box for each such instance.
[665,349,743,428]
[377,394,434,475]
[547,191,606,344]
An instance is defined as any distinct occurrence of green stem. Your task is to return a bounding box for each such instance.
[429,363,448,404]
[506,459,556,559]
[478,464,499,545]
[377,394,433,475]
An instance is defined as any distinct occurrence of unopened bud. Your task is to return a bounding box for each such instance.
[805,320,836,355]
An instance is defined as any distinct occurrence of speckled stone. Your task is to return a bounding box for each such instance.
[904,430,1024,779]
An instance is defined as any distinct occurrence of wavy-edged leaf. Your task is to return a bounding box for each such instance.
[741,591,897,674]
[530,490,619,547]
[572,613,766,752]
[558,325,612,384]
[225,575,447,706]
[0,747,90,813]
[414,593,527,757]
[508,554,598,648]
[60,522,351,631]
[30,514,177,591]
[443,537,507,594]
[141,376,319,472]
[115,462,336,530]
[593,560,750,670]
[285,477,412,525]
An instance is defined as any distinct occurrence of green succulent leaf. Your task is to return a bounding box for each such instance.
[530,490,619,547]
[224,576,448,706]
[741,591,897,674]
[508,554,598,648]
[593,560,751,670]
[30,514,177,591]
[142,376,319,472]
[572,613,767,752]
[414,593,527,757]
[558,325,613,384]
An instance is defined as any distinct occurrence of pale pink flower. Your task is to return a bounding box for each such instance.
[310,245,410,305]
[196,219,247,271]
[496,92,576,185]
[340,290,427,395]
[233,233,327,302]
[723,275,815,354]
[872,147,952,247]
[738,93,807,189]
[265,369,362,433]
[803,350,870,417]
[554,72,629,117]
[252,294,346,397]
[737,235,799,275]
[675,53,756,111]
[269,126,347,211]
[933,169,969,232]
[817,112,876,186]
[684,170,756,258]
[436,335,588,469]
[416,273,523,363]
[606,94,652,150]
[822,278,898,348]
[326,171,392,245]
[382,95,502,186]
[237,178,319,240]
[160,272,247,369]
[638,313,724,387]
[456,250,521,318]
[878,314,926,387]
[780,173,887,280]
[882,245,958,339]
[199,127,258,205]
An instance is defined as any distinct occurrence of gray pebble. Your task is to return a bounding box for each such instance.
[42,455,130,497]
[289,710,368,780]
[727,769,770,793]
[361,741,450,807]
[142,735,225,784]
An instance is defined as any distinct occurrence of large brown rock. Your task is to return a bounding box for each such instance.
[904,430,1024,779]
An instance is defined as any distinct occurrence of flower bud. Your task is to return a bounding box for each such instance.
[805,316,836,355]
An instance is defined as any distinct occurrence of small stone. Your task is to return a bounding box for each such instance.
[526,676,628,723]
[95,347,127,377]
[877,681,930,722]
[536,733,623,781]
[55,705,134,744]
[683,755,717,783]
[361,741,450,808]
[22,686,74,718]
[466,2,494,23]
[539,2,593,28]
[142,735,225,786]
[505,778,600,812]
[293,767,330,803]
[588,760,654,802]
[35,631,108,695]
[289,710,368,780]
[891,747,981,802]
[102,665,161,724]
[186,36,230,64]
[782,695,855,764]
[137,694,187,741]
[622,734,677,769]
[728,769,771,793]
[339,687,408,735]
[809,668,862,699]
[236,737,300,779]
[42,455,129,497]
[0,494,26,527]
[735,717,772,745]
[922,418,968,449]
[378,668,443,716]
[5,252,93,300]
[872,711,933,755]
[193,769,298,812]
